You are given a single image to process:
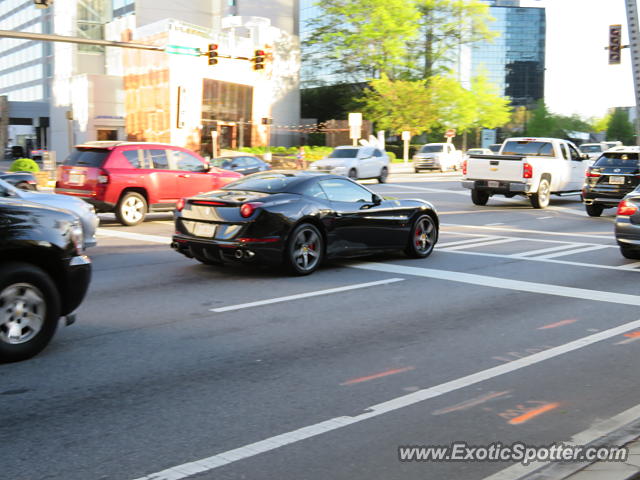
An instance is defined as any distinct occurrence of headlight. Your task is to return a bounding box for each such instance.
[69,220,84,254]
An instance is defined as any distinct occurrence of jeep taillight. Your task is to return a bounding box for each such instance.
[523,162,533,179]
[98,169,109,184]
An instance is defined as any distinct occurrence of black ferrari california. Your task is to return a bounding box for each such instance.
[171,171,439,275]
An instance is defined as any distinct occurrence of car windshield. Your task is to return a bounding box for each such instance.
[64,148,109,167]
[221,173,300,193]
[328,149,359,158]
[419,145,444,153]
[593,152,640,168]
[501,141,554,157]
[211,158,232,168]
[580,145,602,153]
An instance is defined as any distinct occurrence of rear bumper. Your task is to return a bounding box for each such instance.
[583,189,632,206]
[461,180,530,193]
[172,234,284,265]
[55,188,115,212]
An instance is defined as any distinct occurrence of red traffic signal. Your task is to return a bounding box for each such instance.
[253,49,265,70]
[208,43,218,65]
[609,24,622,65]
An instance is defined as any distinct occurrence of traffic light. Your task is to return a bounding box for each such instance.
[609,24,622,65]
[253,49,265,70]
[207,43,218,66]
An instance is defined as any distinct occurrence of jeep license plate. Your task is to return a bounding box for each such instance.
[68,173,85,185]
[609,176,625,185]
[194,223,216,237]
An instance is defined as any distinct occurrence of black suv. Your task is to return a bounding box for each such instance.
[583,148,640,216]
[0,183,91,362]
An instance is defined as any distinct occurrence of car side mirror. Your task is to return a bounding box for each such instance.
[580,154,590,160]
[372,194,382,205]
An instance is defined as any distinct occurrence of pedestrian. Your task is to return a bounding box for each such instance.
[296,146,306,169]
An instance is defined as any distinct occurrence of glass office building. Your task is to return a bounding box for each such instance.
[472,3,546,106]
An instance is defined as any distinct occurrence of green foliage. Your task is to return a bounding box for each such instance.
[9,158,40,173]
[303,0,421,83]
[592,114,612,133]
[525,100,556,137]
[301,83,364,123]
[386,151,397,162]
[607,108,635,145]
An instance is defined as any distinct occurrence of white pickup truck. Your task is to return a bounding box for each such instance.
[413,143,463,172]
[461,137,590,208]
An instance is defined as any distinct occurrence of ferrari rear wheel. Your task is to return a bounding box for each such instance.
[405,215,437,259]
[286,223,324,275]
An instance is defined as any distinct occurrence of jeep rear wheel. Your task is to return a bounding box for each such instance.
[116,192,147,226]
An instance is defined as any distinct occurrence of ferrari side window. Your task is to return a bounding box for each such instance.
[319,179,372,203]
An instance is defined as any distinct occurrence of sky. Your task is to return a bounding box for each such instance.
[520,0,636,120]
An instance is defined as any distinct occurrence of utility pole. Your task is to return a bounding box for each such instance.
[624,0,640,145]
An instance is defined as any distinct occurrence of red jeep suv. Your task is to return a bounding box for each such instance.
[55,141,242,226]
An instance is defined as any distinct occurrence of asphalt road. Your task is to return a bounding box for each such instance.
[3,172,640,480]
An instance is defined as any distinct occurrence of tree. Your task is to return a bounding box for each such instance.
[410,0,497,79]
[358,75,438,135]
[607,108,635,144]
[303,0,421,84]
[592,114,612,134]
[525,100,556,137]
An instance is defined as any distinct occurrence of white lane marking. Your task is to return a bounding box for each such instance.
[350,262,640,305]
[537,216,553,220]
[536,244,610,260]
[441,249,640,273]
[96,228,171,244]
[436,236,498,248]
[511,243,583,258]
[441,238,518,251]
[484,401,640,480]
[442,230,610,247]
[131,314,640,480]
[619,260,640,270]
[443,223,611,240]
[210,278,405,313]
[384,184,469,196]
[486,223,504,226]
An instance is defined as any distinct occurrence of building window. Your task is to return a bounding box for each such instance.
[113,0,134,18]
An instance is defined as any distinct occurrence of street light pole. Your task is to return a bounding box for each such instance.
[624,0,640,145]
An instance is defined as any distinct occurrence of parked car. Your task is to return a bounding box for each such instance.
[578,142,609,161]
[582,147,640,217]
[308,145,389,183]
[0,178,98,247]
[0,171,38,191]
[171,171,439,275]
[55,141,242,226]
[211,155,270,175]
[0,184,91,362]
[614,187,640,259]
[413,143,463,172]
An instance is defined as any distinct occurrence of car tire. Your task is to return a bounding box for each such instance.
[116,191,147,226]
[620,245,640,260]
[471,189,489,206]
[586,204,604,217]
[378,167,388,183]
[0,262,60,363]
[348,168,358,180]
[404,214,437,259]
[530,178,551,209]
[285,223,324,276]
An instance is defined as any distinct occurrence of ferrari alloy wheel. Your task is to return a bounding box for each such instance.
[286,223,324,275]
[405,215,437,258]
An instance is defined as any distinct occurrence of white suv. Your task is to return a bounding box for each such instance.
[309,146,390,183]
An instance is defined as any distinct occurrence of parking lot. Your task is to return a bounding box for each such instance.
[4,173,640,480]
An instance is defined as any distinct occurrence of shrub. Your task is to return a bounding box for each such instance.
[9,158,39,172]
[386,151,396,162]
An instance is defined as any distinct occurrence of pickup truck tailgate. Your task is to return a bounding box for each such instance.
[467,154,524,181]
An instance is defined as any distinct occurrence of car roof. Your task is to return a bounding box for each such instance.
[75,141,184,149]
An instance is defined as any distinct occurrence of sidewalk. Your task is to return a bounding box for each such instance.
[561,440,640,480]
[389,161,415,174]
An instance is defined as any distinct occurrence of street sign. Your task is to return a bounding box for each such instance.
[42,151,56,171]
[445,129,456,138]
[165,45,202,57]
[401,131,411,141]
[348,113,362,127]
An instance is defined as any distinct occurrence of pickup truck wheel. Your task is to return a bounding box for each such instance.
[585,204,604,217]
[530,179,551,209]
[471,189,489,206]
[0,262,60,363]
[620,245,640,260]
[116,192,147,226]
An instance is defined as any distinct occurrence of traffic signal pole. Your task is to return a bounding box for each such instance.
[624,0,640,145]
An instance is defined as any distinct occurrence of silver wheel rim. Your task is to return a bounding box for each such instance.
[414,217,435,254]
[539,181,550,205]
[349,170,357,179]
[122,196,145,223]
[380,168,388,180]
[0,283,45,345]
[292,228,321,271]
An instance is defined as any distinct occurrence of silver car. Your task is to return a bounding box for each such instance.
[0,178,99,247]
